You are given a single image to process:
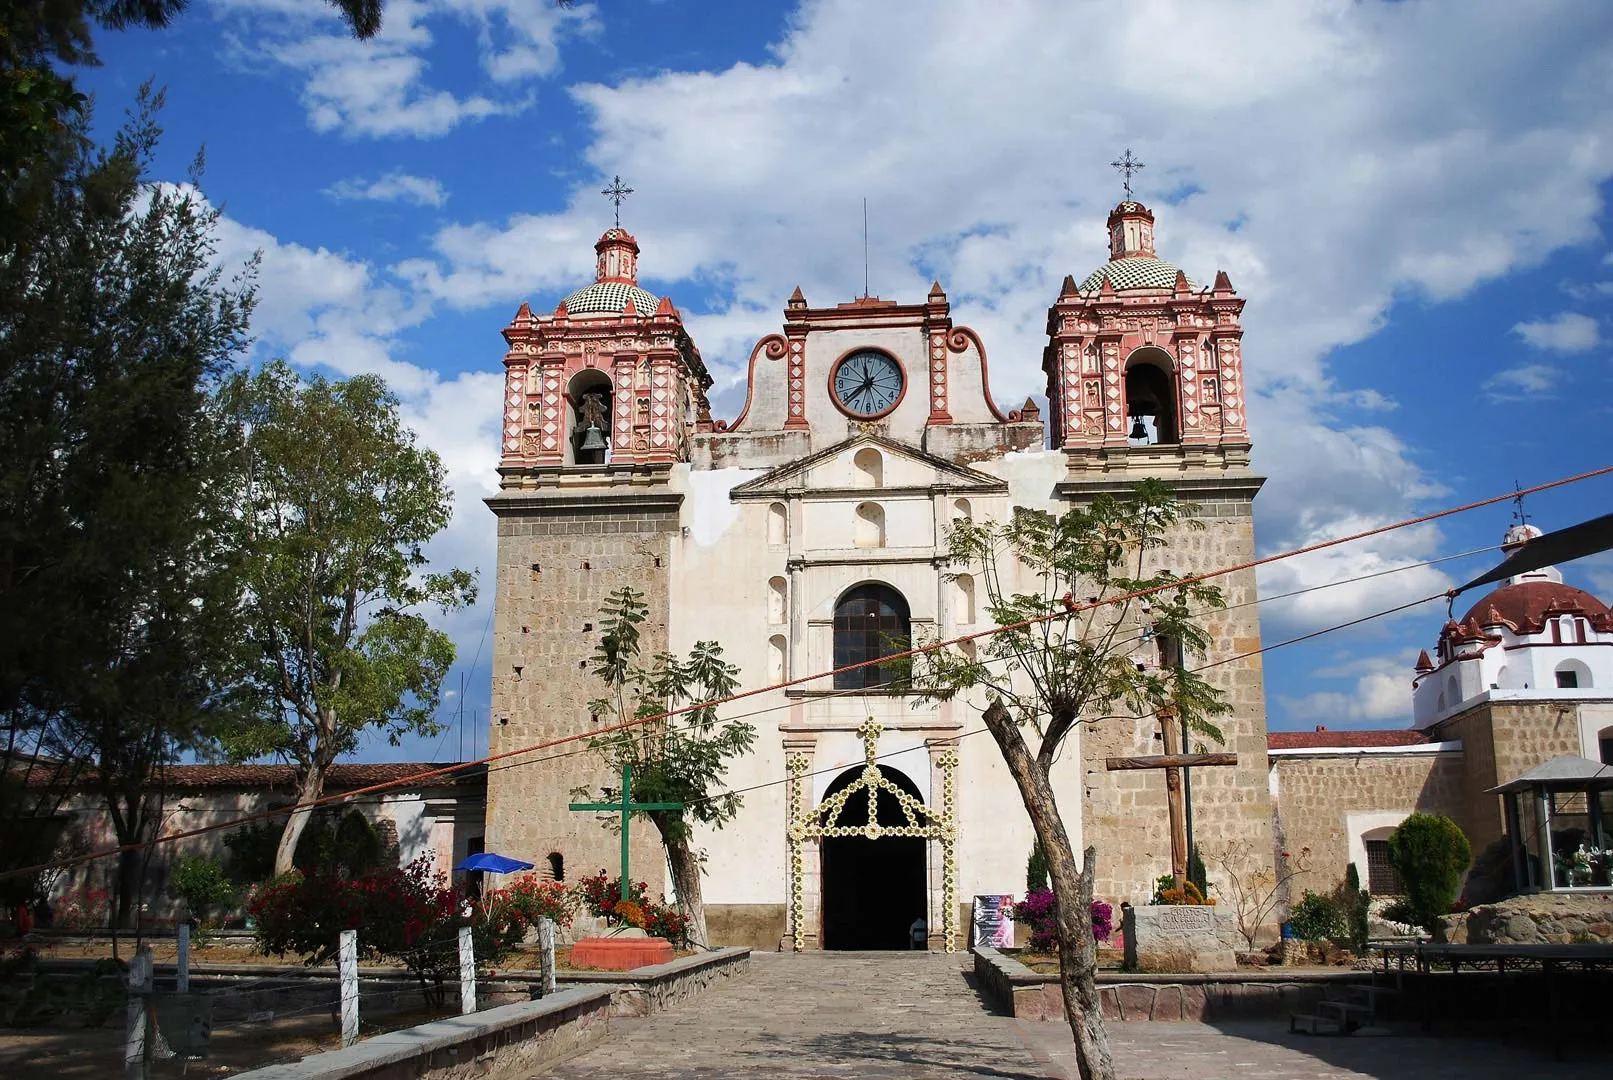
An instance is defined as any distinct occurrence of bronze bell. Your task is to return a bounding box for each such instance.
[578,422,609,452]
[1129,416,1148,441]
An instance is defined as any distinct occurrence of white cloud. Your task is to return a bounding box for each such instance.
[1512,311,1601,352]
[1280,656,1416,727]
[190,1,1613,745]
[213,0,596,138]
[1481,362,1561,401]
[398,0,1613,643]
[326,171,449,207]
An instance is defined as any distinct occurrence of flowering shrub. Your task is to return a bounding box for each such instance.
[611,900,644,928]
[250,856,528,1007]
[1151,876,1214,906]
[574,869,648,919]
[640,902,692,948]
[1010,888,1113,952]
[52,887,111,930]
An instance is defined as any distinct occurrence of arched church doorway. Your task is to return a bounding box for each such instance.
[819,764,927,950]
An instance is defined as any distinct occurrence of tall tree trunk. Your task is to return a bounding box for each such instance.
[983,702,1115,1080]
[656,818,709,948]
[274,765,326,876]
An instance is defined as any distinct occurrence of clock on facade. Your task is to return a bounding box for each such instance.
[830,349,905,418]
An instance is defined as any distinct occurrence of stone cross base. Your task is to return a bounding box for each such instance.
[1122,904,1243,973]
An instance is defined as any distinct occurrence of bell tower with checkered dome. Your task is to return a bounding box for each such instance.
[1043,198,1276,904]
[485,227,713,901]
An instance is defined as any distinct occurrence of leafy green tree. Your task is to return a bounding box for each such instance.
[1388,813,1471,931]
[168,855,236,926]
[1026,838,1049,893]
[0,86,256,926]
[906,480,1230,1080]
[218,361,475,876]
[578,587,756,948]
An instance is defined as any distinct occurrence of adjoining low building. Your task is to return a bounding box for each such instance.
[20,763,488,927]
[1270,526,1613,898]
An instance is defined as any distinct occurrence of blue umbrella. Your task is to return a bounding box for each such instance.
[455,852,535,874]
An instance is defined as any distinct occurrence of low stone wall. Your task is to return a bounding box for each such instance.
[556,946,751,1016]
[972,947,1359,1022]
[1442,893,1613,945]
[227,986,614,1080]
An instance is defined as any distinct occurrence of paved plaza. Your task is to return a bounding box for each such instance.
[535,951,1603,1080]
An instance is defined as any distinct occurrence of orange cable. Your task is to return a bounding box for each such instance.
[6,462,1610,881]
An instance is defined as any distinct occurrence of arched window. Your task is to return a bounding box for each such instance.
[952,498,972,522]
[1445,674,1459,705]
[768,576,788,624]
[833,584,911,690]
[767,502,788,546]
[1555,659,1592,689]
[768,635,788,682]
[854,448,884,488]
[855,502,886,548]
[1123,347,1178,446]
[1600,725,1613,766]
[953,573,976,625]
[566,369,613,466]
[546,852,565,882]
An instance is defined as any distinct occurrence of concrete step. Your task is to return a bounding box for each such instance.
[1318,999,1374,1017]
[1290,1013,1346,1036]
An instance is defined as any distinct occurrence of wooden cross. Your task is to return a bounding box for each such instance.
[569,762,682,901]
[1105,712,1237,886]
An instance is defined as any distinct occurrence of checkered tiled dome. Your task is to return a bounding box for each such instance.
[560,280,662,316]
[1078,257,1196,293]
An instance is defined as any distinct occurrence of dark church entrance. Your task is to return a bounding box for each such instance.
[820,764,928,950]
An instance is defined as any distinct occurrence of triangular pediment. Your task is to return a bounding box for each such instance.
[729,434,1007,500]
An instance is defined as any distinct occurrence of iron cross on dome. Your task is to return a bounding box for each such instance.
[601,175,634,228]
[1110,149,1145,200]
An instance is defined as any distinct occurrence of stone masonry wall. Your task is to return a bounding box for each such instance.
[1432,700,1584,854]
[1271,752,1465,885]
[484,491,680,897]
[1078,499,1275,909]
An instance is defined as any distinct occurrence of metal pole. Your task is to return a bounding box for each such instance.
[124,945,152,1080]
[176,923,190,995]
[339,929,359,1048]
[620,762,633,900]
[458,926,475,1015]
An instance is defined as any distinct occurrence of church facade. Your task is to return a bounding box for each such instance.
[482,200,1278,950]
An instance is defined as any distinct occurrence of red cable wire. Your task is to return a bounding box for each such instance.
[7,462,1611,881]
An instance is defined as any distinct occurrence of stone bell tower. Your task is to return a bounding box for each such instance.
[1044,187,1275,904]
[484,219,713,892]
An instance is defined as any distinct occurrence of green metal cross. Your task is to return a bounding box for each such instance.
[568,762,682,903]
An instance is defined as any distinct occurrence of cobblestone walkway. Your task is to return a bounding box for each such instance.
[535,953,1605,1080]
[539,951,1054,1079]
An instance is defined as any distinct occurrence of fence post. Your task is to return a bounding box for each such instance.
[124,944,152,1080]
[458,925,476,1015]
[176,923,190,994]
[339,929,359,1048]
[538,917,556,997]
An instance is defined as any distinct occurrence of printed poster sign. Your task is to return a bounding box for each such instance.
[972,894,1015,949]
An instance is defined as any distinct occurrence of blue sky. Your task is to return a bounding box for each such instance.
[78,0,1613,760]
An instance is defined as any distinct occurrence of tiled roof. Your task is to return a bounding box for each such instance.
[19,762,481,792]
[1267,729,1430,750]
[1078,257,1196,292]
[560,280,662,316]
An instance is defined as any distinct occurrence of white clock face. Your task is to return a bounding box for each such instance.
[831,350,904,418]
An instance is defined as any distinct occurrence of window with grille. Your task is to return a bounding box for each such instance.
[832,584,910,690]
[1365,839,1403,895]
